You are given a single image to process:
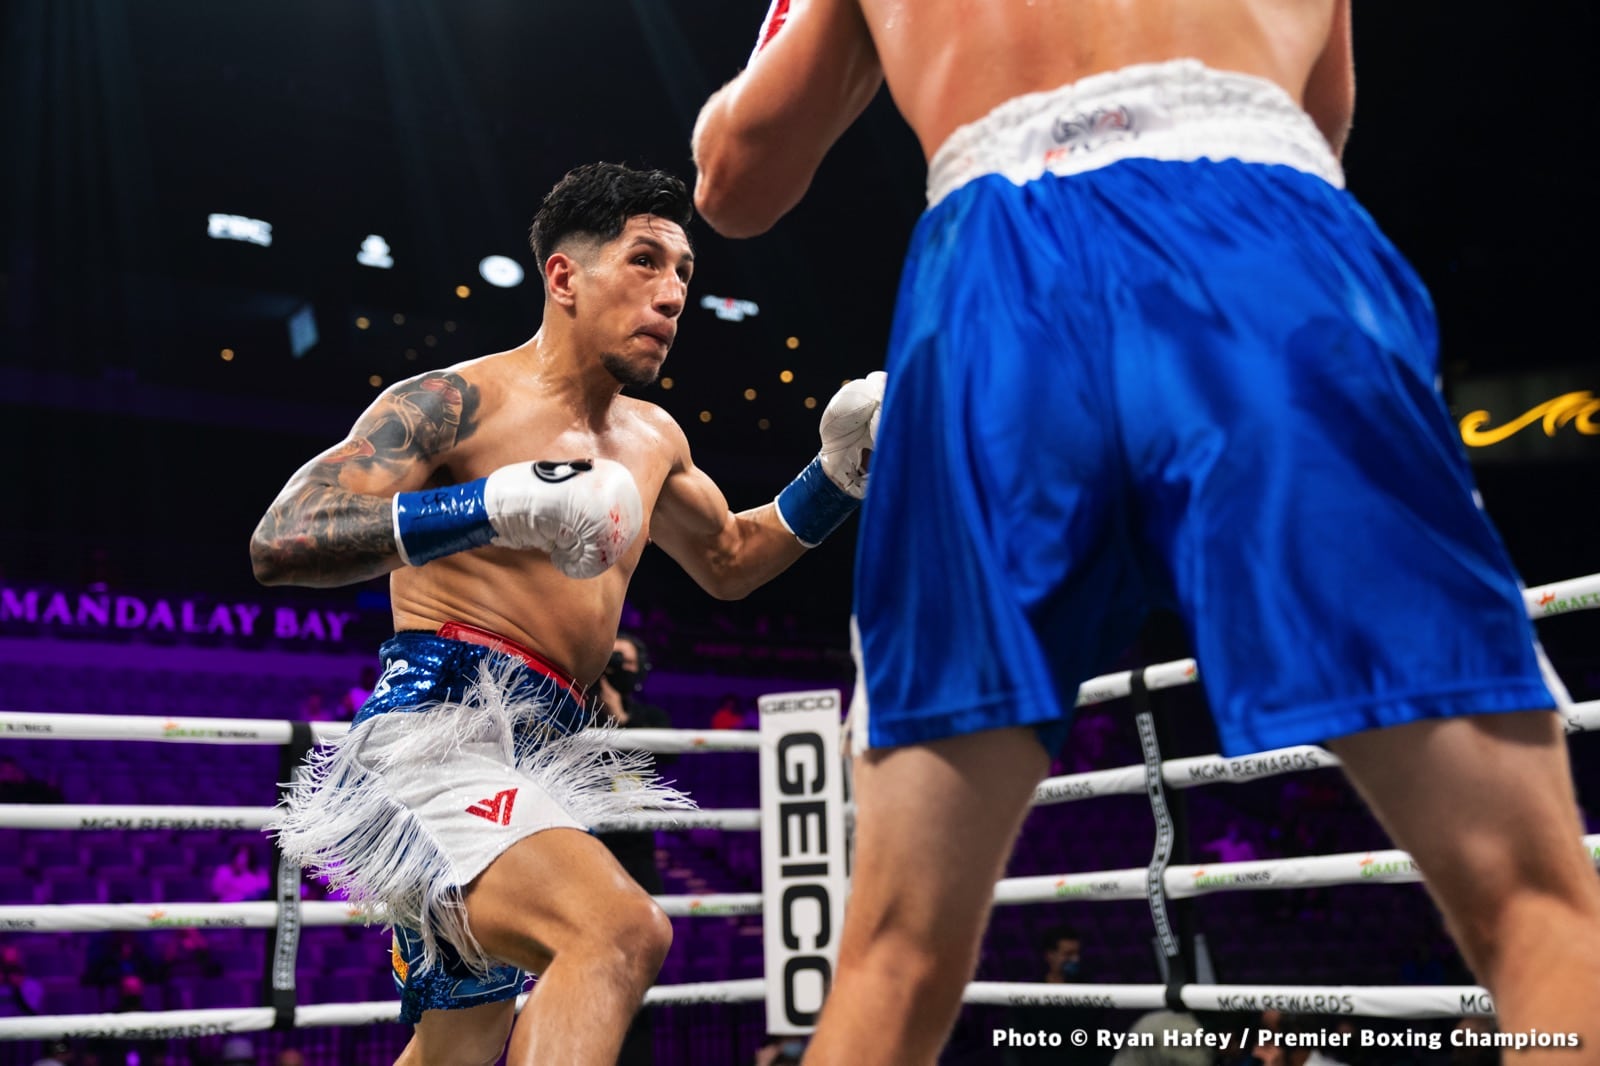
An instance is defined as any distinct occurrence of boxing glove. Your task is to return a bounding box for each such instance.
[393,458,643,579]
[776,371,885,547]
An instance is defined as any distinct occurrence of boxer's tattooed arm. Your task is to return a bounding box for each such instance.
[250,372,480,587]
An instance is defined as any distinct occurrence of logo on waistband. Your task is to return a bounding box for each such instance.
[1050,106,1138,156]
[465,788,519,826]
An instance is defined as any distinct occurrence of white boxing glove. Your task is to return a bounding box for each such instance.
[393,457,643,579]
[818,370,885,499]
[774,371,886,547]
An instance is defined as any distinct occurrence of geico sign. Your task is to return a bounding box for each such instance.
[765,695,839,714]
[775,731,834,1025]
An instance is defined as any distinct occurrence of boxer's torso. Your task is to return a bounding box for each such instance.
[856,0,1340,160]
[389,346,678,686]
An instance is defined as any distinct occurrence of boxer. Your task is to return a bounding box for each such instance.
[693,4,1600,1063]
[252,162,883,1066]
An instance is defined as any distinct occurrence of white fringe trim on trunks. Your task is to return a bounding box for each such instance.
[269,658,694,976]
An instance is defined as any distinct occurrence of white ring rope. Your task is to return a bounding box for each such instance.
[0,803,760,833]
[0,569,1593,1041]
[0,976,1494,1042]
[7,701,1594,832]
[4,572,1594,748]
[0,979,772,1042]
[0,893,766,934]
[960,982,1496,1019]
[0,715,756,752]
[992,835,1600,905]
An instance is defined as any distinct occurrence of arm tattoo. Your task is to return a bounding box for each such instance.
[251,372,481,587]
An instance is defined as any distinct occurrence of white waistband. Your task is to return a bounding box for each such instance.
[925,59,1345,207]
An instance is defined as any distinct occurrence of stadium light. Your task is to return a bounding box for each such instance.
[700,295,759,322]
[479,255,525,288]
[357,235,394,269]
[208,213,272,247]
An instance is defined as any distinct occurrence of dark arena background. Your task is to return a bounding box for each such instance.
[2,3,1597,1065]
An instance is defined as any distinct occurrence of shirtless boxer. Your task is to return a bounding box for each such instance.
[693,4,1600,1063]
[249,162,883,1066]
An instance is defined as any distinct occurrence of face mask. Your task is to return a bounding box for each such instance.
[1060,959,1081,980]
[604,652,641,696]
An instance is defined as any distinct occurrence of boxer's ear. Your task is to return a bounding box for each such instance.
[544,251,579,308]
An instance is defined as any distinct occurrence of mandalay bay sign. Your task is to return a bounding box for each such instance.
[0,584,367,645]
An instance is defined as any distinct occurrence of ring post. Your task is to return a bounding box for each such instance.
[264,721,314,1030]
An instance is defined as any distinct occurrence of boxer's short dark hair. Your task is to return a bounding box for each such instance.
[529,162,694,265]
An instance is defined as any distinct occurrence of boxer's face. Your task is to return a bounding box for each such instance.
[582,214,694,388]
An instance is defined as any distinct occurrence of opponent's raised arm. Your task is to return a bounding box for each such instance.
[691,0,883,238]
[251,371,643,588]
[651,373,885,600]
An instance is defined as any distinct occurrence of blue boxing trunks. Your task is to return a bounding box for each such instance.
[272,622,691,1023]
[852,59,1556,759]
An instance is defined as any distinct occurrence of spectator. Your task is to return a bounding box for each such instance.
[211,843,270,902]
[272,1049,306,1066]
[296,691,333,723]
[591,631,673,1066]
[1202,819,1260,864]
[1450,1018,1498,1066]
[753,1035,806,1066]
[81,931,160,1010]
[337,666,378,721]
[1110,1011,1212,1066]
[161,927,220,1008]
[711,693,746,731]
[1269,1016,1348,1066]
[0,945,44,1017]
[0,756,63,804]
[219,1036,256,1066]
[1004,925,1111,1065]
[29,1040,72,1066]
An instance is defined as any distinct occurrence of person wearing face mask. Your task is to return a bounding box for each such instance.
[1003,925,1113,1065]
[593,631,675,1066]
[592,630,675,893]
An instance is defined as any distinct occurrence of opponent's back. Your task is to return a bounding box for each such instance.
[857,0,1347,159]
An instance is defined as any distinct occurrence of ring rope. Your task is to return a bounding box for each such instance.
[0,891,766,934]
[0,803,760,833]
[7,700,1595,832]
[0,979,773,1042]
[992,835,1600,905]
[960,982,1494,1019]
[0,715,758,752]
[0,975,1492,1042]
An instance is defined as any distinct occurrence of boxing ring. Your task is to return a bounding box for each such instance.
[1,569,1598,1053]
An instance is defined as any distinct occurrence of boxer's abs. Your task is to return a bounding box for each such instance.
[389,550,631,686]
[859,0,1337,159]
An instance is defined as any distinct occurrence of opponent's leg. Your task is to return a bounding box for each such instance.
[803,727,1051,1066]
[1327,710,1600,1063]
[466,827,672,1066]
[395,1000,515,1066]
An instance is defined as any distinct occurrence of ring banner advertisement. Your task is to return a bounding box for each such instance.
[758,690,847,1034]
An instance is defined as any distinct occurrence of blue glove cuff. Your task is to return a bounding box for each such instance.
[393,478,495,566]
[775,456,859,548]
